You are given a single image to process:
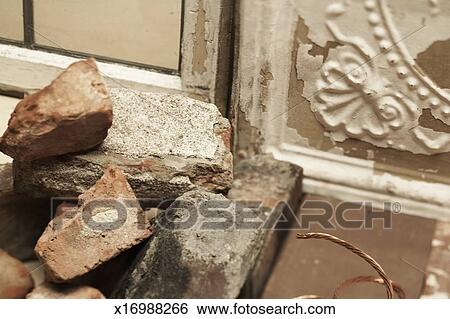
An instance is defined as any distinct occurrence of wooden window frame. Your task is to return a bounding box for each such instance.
[0,0,234,116]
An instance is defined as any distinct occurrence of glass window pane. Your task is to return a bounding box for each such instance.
[0,0,23,41]
[34,0,182,70]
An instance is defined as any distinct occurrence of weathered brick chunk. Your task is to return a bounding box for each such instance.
[14,88,232,199]
[0,249,34,298]
[0,58,112,161]
[35,166,152,282]
[27,283,105,299]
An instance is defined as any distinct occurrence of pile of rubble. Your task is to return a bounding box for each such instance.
[0,58,302,298]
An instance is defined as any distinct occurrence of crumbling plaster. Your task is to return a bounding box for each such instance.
[182,0,234,115]
[295,0,450,155]
[235,0,450,183]
[233,0,450,214]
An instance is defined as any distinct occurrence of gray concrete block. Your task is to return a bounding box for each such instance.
[113,155,303,298]
[113,189,266,298]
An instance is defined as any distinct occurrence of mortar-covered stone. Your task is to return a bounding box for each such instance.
[14,88,232,199]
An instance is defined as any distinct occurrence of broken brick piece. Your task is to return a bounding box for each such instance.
[0,58,112,161]
[27,283,104,299]
[0,249,34,298]
[35,166,152,282]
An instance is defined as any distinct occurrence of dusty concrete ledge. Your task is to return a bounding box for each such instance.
[113,155,303,298]
[13,88,233,199]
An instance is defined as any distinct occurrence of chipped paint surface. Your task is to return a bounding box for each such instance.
[181,0,233,115]
[192,0,208,75]
[237,0,450,152]
[296,0,450,155]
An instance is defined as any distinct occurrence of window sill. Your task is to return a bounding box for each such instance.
[0,43,182,95]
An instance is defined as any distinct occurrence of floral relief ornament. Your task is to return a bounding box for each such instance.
[311,0,450,154]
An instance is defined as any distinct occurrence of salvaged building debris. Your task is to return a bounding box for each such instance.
[0,57,236,298]
[114,189,266,298]
[1,0,446,299]
[0,250,34,298]
[0,58,112,161]
[14,88,233,199]
[113,155,303,298]
[35,166,152,282]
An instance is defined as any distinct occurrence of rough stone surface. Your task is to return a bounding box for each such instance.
[0,58,112,161]
[113,189,266,299]
[0,164,51,260]
[14,88,232,199]
[35,166,152,282]
[228,154,303,207]
[27,283,105,299]
[0,249,34,298]
[228,155,303,298]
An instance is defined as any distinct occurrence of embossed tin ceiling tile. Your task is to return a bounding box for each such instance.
[295,0,450,155]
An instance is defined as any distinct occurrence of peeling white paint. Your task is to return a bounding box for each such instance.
[234,0,450,217]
